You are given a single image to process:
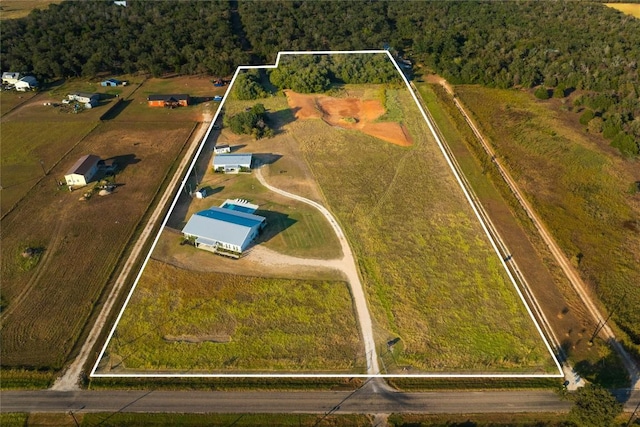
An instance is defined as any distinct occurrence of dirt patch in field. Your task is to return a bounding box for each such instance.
[285,90,413,147]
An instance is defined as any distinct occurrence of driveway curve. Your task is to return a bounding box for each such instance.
[254,166,380,376]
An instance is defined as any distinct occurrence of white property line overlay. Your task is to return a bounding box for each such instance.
[91,50,563,379]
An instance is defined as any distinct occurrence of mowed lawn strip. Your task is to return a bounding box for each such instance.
[0,120,194,369]
[100,260,363,373]
[455,86,640,356]
[294,86,557,373]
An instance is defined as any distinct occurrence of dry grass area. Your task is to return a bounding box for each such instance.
[286,89,413,147]
[0,0,61,20]
[98,259,363,373]
[605,3,640,18]
[1,98,195,369]
[454,85,640,378]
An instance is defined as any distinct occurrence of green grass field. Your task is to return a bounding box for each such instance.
[294,86,557,373]
[99,260,363,373]
[455,85,640,356]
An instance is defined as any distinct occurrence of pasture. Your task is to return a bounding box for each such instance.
[292,85,558,373]
[605,3,640,18]
[414,81,629,386]
[0,121,98,215]
[455,85,640,359]
[0,0,61,20]
[97,260,363,373]
[0,115,195,370]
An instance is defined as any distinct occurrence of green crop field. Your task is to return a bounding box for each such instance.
[455,85,640,357]
[292,85,558,373]
[98,260,363,373]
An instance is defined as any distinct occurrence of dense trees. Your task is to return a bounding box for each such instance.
[568,384,623,427]
[225,104,273,139]
[0,1,247,78]
[1,0,638,151]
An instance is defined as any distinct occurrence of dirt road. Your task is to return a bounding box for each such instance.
[255,166,380,377]
[441,84,639,388]
[51,114,212,391]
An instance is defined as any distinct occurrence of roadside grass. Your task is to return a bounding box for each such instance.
[455,85,640,357]
[415,82,631,388]
[0,121,98,215]
[295,85,558,373]
[89,375,364,390]
[388,377,562,391]
[605,3,640,18]
[388,413,574,427]
[82,413,370,427]
[6,413,370,427]
[0,120,194,370]
[98,259,363,373]
[0,0,61,20]
[0,369,55,389]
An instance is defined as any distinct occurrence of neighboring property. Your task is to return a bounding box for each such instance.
[182,199,266,258]
[101,78,125,87]
[2,72,21,85]
[213,144,231,154]
[213,153,252,173]
[68,92,100,108]
[15,76,38,91]
[147,94,190,108]
[64,154,101,187]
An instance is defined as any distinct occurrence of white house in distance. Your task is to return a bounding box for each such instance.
[2,72,21,85]
[67,92,100,108]
[15,76,38,91]
[64,154,101,188]
[182,199,266,258]
[213,153,252,173]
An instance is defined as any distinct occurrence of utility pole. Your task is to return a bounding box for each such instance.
[39,159,46,176]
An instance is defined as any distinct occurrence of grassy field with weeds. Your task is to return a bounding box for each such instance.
[98,260,363,373]
[293,85,557,373]
[413,81,630,387]
[455,85,640,357]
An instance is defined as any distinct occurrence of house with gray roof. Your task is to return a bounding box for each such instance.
[212,153,252,173]
[64,154,101,188]
[182,200,266,258]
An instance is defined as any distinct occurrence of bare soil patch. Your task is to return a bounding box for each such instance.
[285,90,413,147]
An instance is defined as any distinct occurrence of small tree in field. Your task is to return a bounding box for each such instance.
[569,384,622,427]
[534,86,550,100]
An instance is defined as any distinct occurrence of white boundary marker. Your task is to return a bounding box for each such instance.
[91,50,563,379]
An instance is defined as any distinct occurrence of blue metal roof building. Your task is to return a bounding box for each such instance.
[182,205,266,258]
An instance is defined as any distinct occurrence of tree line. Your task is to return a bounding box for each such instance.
[1,0,638,151]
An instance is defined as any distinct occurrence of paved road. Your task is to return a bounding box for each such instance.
[0,389,573,414]
[254,166,380,377]
[52,115,212,391]
[3,388,639,415]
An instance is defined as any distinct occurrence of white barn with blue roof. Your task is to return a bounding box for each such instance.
[182,199,266,257]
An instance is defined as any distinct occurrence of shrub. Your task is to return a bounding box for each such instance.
[534,87,550,100]
[579,109,595,126]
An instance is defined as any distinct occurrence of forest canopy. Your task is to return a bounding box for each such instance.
[1,1,637,153]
